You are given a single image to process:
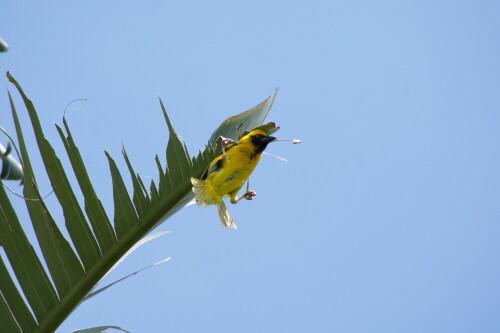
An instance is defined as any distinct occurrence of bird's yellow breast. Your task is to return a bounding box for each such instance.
[205,142,262,203]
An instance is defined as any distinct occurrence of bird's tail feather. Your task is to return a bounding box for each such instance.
[191,177,237,228]
[191,177,206,206]
[217,201,237,229]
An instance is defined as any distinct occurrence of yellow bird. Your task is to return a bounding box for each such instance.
[191,129,276,228]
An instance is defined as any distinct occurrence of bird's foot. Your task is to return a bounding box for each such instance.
[221,136,234,147]
[243,190,257,201]
[220,136,235,160]
[231,190,257,204]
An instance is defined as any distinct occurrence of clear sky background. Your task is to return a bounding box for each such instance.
[2,1,500,332]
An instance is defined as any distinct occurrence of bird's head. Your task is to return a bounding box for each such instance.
[239,129,276,153]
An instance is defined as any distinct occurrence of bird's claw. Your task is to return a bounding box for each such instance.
[222,138,233,146]
[244,191,257,200]
[220,136,235,160]
[220,136,234,148]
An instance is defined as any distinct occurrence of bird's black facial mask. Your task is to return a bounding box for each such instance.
[251,134,277,153]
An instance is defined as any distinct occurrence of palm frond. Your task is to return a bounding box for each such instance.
[0,72,277,332]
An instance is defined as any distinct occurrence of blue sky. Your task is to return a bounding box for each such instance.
[2,1,500,332]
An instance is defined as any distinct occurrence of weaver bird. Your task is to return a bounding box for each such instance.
[191,129,276,228]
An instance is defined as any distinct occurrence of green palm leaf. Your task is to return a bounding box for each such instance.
[0,72,278,332]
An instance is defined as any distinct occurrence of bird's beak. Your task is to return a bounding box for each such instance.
[261,136,277,144]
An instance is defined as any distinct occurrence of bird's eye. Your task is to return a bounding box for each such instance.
[254,134,262,139]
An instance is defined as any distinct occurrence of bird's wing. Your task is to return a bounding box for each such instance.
[202,158,223,180]
[200,142,239,180]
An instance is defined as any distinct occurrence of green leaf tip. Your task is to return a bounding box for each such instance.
[158,96,176,133]
[71,325,132,333]
[208,89,278,144]
[239,121,280,139]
